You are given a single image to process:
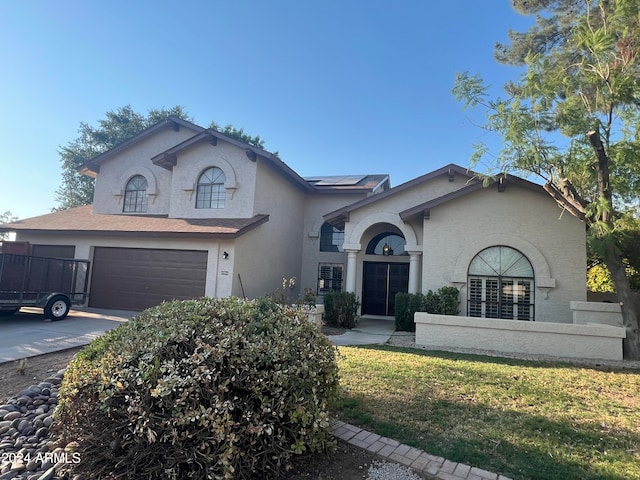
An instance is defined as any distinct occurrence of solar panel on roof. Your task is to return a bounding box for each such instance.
[314,175,366,186]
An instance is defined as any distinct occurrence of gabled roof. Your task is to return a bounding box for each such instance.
[0,206,269,239]
[400,173,546,221]
[149,128,316,193]
[324,164,546,227]
[323,164,475,226]
[78,116,205,177]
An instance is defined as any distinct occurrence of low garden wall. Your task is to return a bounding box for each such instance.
[570,301,623,327]
[414,313,626,361]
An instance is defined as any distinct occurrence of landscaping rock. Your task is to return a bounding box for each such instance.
[0,371,68,480]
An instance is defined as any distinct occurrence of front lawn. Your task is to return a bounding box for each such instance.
[334,346,640,480]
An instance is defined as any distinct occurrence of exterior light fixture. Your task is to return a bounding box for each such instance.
[222,251,229,259]
[382,243,391,256]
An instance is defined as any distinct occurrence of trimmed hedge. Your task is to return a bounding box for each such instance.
[395,287,460,332]
[323,291,360,328]
[54,297,339,479]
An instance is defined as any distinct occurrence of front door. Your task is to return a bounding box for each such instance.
[362,262,409,316]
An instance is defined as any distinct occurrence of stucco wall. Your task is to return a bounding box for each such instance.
[415,313,625,361]
[423,186,586,323]
[92,128,196,215]
[300,193,370,296]
[167,140,258,219]
[231,158,307,299]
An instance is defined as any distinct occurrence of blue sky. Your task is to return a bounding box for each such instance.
[0,1,532,220]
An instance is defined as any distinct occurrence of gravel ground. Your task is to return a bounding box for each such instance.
[386,331,640,370]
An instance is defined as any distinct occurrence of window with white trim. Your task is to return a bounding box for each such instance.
[317,263,343,294]
[467,246,535,321]
[196,167,226,209]
[123,175,148,213]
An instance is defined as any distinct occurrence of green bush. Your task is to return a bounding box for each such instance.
[394,292,423,332]
[395,287,459,332]
[323,291,360,328]
[54,297,339,480]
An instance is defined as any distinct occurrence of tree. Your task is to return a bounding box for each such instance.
[55,106,268,210]
[0,211,18,240]
[453,0,640,358]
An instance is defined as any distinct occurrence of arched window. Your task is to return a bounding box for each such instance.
[319,222,344,252]
[123,175,148,213]
[468,246,535,321]
[366,232,407,256]
[196,167,226,209]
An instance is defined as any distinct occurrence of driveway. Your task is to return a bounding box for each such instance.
[0,307,134,363]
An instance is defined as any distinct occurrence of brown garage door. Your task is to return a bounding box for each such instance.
[89,247,208,311]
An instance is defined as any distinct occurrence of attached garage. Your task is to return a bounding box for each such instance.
[89,247,208,311]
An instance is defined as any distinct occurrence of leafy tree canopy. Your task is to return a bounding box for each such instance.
[0,211,18,240]
[55,105,268,210]
[452,0,640,358]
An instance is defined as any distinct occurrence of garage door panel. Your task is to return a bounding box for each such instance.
[90,247,208,311]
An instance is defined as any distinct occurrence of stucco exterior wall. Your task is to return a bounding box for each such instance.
[167,140,258,219]
[231,159,307,299]
[92,128,196,215]
[300,193,370,296]
[423,186,586,323]
[415,313,625,361]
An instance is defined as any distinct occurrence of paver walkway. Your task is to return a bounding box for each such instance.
[332,421,512,480]
[328,319,510,480]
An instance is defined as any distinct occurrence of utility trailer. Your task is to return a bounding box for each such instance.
[0,252,90,320]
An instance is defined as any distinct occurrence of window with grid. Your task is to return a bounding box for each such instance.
[317,263,343,294]
[123,175,148,213]
[196,167,226,209]
[467,246,534,321]
[319,222,344,252]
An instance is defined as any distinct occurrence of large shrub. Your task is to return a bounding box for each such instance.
[54,297,339,479]
[323,291,360,328]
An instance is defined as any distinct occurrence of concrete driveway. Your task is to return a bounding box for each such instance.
[0,307,134,363]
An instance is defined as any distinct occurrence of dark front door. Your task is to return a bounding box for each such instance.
[362,262,409,316]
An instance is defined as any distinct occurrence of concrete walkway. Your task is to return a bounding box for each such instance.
[326,316,396,346]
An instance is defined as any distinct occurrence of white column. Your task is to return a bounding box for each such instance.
[345,249,358,293]
[407,251,422,294]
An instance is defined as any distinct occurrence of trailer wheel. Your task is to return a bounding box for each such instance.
[0,308,19,317]
[44,295,71,321]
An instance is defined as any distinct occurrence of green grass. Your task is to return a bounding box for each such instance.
[334,346,640,480]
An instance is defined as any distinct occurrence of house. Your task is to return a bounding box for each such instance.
[1,116,587,323]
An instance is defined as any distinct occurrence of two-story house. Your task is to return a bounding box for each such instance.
[1,116,586,322]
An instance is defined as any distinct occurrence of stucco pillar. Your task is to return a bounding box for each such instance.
[345,249,359,293]
[407,251,422,294]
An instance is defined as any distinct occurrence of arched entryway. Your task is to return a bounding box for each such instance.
[362,232,409,316]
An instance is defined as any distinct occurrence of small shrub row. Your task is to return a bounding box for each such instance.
[54,297,339,479]
[395,286,460,332]
[323,291,360,328]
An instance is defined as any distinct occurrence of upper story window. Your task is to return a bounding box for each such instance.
[320,222,344,252]
[123,175,148,213]
[467,246,535,321]
[196,167,226,209]
[366,232,407,256]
